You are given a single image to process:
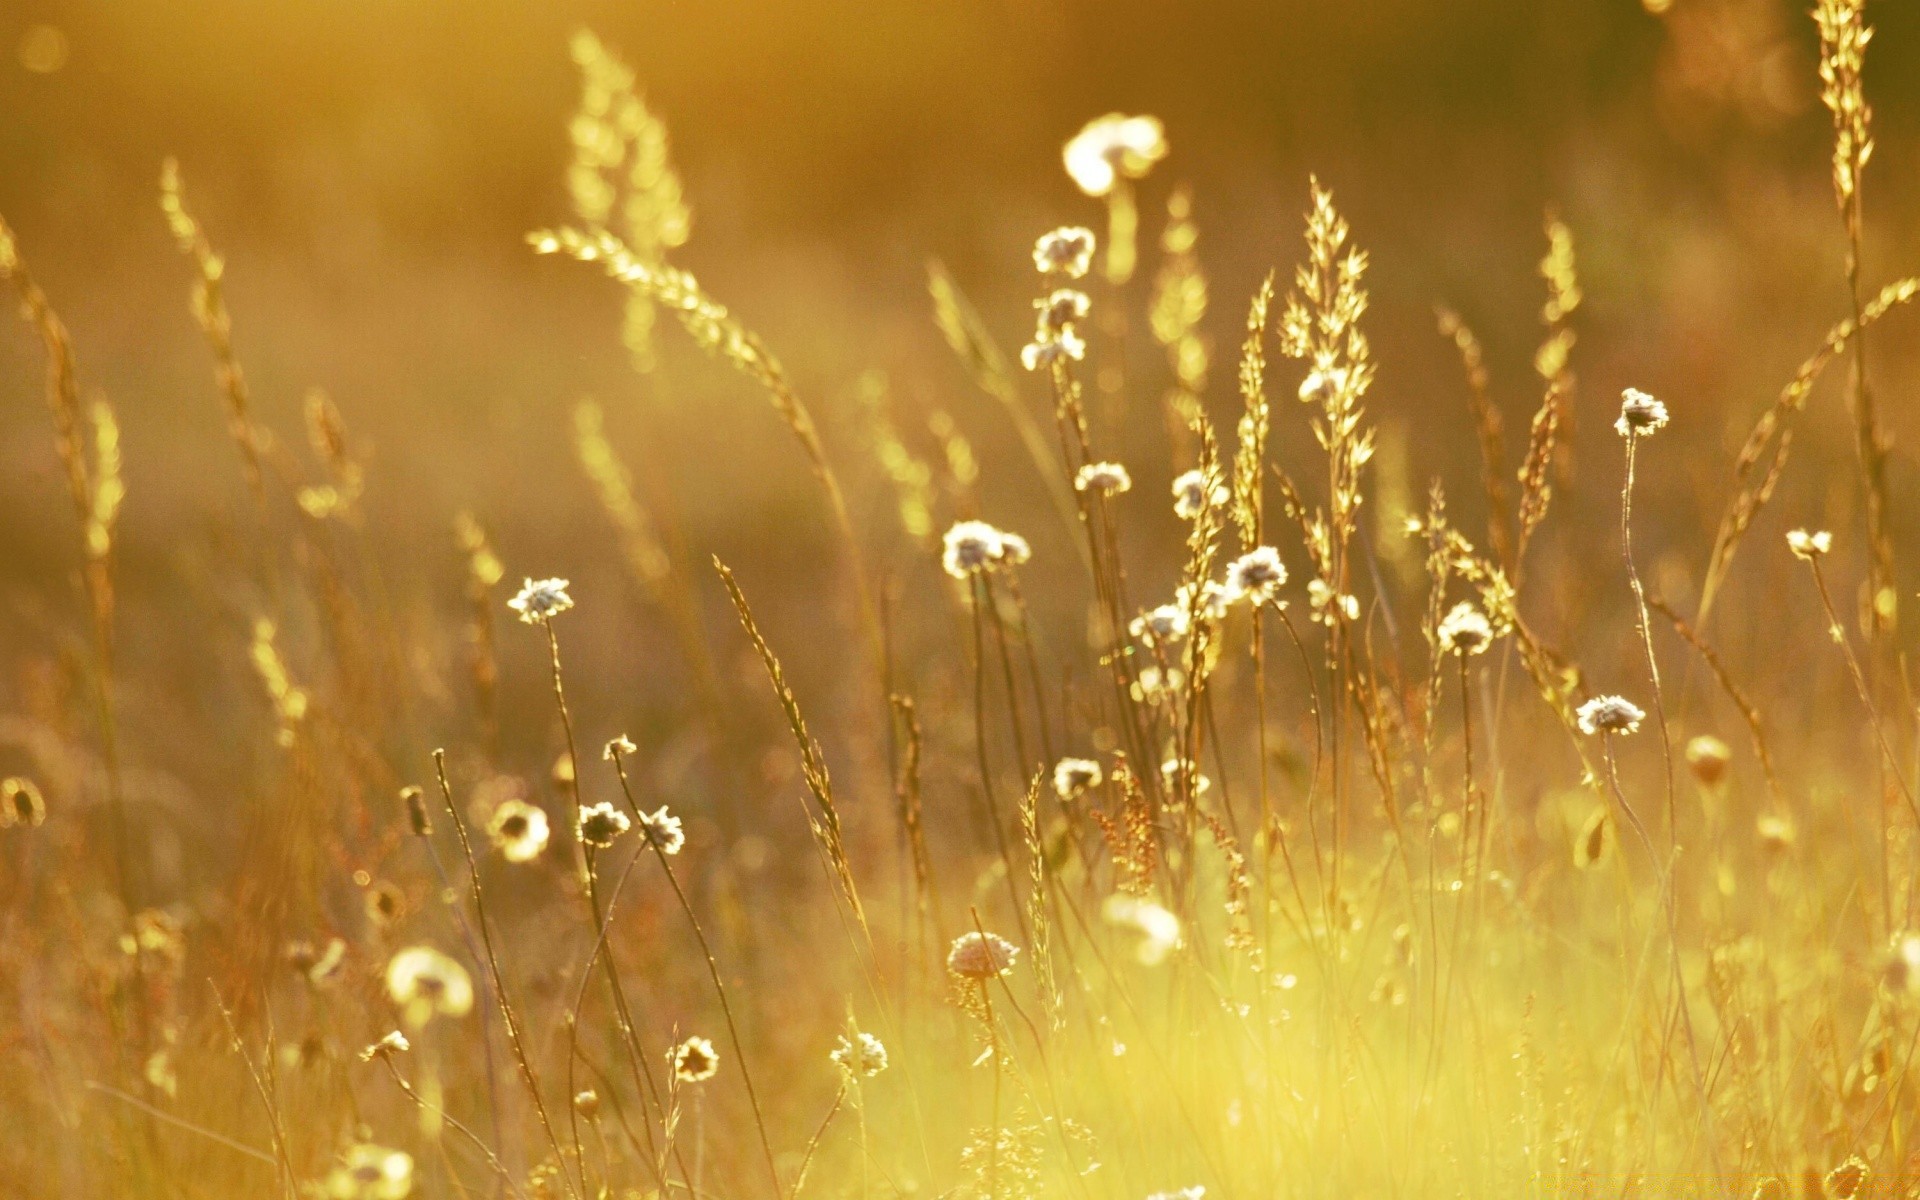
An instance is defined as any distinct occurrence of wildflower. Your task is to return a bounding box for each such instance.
[1225,547,1287,605]
[1613,387,1668,438]
[324,1144,414,1200]
[1021,325,1087,372]
[1032,226,1096,278]
[672,1035,720,1083]
[359,1031,410,1062]
[1686,734,1731,786]
[385,945,474,1028]
[1306,579,1359,623]
[1063,113,1168,197]
[1075,461,1132,495]
[1052,757,1103,800]
[603,734,637,761]
[573,1088,601,1117]
[1131,665,1184,702]
[578,801,631,848]
[1036,288,1091,334]
[1436,601,1494,656]
[1103,894,1183,966]
[947,930,1021,980]
[1178,578,1232,623]
[486,799,550,863]
[637,805,685,855]
[1787,528,1833,560]
[1171,468,1226,520]
[1576,694,1646,737]
[1130,603,1189,645]
[1,776,46,828]
[941,520,1029,577]
[831,1031,890,1077]
[507,576,574,624]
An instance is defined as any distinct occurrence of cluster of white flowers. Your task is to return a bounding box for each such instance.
[1075,461,1132,495]
[1615,387,1669,438]
[830,1031,890,1078]
[1577,694,1646,737]
[1787,528,1833,560]
[946,930,1020,980]
[508,577,573,624]
[1225,547,1287,606]
[941,520,1031,579]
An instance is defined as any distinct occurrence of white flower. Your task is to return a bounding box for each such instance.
[1076,461,1133,495]
[1226,547,1287,605]
[1130,603,1190,645]
[487,799,549,863]
[638,805,684,855]
[1298,365,1349,407]
[947,930,1020,979]
[1577,694,1646,737]
[1178,579,1232,623]
[359,1030,411,1062]
[1306,579,1359,623]
[325,1144,414,1200]
[1021,325,1087,372]
[1052,757,1103,800]
[1436,601,1494,656]
[1787,529,1833,560]
[941,520,1030,577]
[578,801,631,848]
[1063,113,1168,197]
[996,531,1032,565]
[385,946,474,1029]
[1172,469,1227,520]
[1036,288,1091,334]
[831,1031,890,1077]
[508,577,573,624]
[1614,388,1669,438]
[672,1035,720,1082]
[1032,226,1097,278]
[603,734,637,761]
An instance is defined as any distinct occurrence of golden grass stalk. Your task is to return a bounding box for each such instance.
[1150,185,1211,461]
[1435,307,1513,570]
[159,159,267,509]
[1515,213,1580,569]
[1697,277,1920,624]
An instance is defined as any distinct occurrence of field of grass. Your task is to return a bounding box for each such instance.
[6,3,1920,1197]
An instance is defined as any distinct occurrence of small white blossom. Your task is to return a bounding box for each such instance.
[1076,462,1133,495]
[1032,226,1097,278]
[831,1031,890,1077]
[1021,325,1087,372]
[508,577,573,624]
[1130,603,1190,645]
[1787,529,1833,560]
[1172,469,1227,520]
[1614,388,1669,438]
[637,805,685,855]
[1226,547,1287,605]
[1577,694,1646,737]
[1052,757,1104,799]
[947,930,1020,979]
[1063,113,1168,197]
[1436,601,1494,656]
[578,801,631,848]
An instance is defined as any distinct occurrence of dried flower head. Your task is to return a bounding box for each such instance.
[1032,226,1096,278]
[947,930,1021,980]
[358,1031,410,1062]
[578,801,631,848]
[1787,529,1833,560]
[1021,325,1087,372]
[1036,288,1091,335]
[1577,694,1646,737]
[573,1088,601,1118]
[486,799,550,862]
[1686,734,1731,786]
[1052,757,1104,800]
[1436,601,1494,656]
[0,776,46,829]
[637,805,685,854]
[1614,388,1668,438]
[672,1035,720,1082]
[1075,461,1132,495]
[1172,468,1227,521]
[324,1144,415,1200]
[831,1031,890,1077]
[1063,113,1168,197]
[941,520,1028,578]
[507,577,574,624]
[1225,546,1287,605]
[603,734,637,761]
[1130,603,1190,646]
[385,946,474,1029]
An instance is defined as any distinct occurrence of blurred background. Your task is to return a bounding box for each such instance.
[2,0,1920,832]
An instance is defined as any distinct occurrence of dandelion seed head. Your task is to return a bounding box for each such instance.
[1577,694,1646,737]
[507,577,573,624]
[1032,226,1096,278]
[1052,756,1104,800]
[486,799,550,862]
[1075,461,1132,495]
[947,930,1020,980]
[578,801,631,848]
[1614,388,1669,438]
[672,1035,720,1082]
[1063,113,1167,197]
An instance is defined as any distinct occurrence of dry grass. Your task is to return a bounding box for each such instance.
[6,16,1920,1200]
